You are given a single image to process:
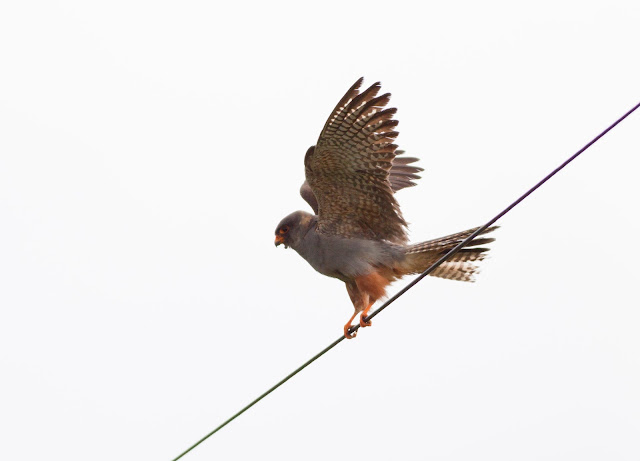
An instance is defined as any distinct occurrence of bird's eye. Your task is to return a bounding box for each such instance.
[279,226,289,234]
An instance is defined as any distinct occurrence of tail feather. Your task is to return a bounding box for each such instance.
[399,226,497,282]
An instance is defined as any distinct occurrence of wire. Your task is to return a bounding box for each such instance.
[171,337,344,461]
[171,100,640,461]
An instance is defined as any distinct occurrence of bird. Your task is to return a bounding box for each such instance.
[275,78,496,339]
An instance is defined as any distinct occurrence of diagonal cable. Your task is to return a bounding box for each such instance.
[172,100,640,461]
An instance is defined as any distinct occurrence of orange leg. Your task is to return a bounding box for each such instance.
[343,311,359,339]
[359,301,374,328]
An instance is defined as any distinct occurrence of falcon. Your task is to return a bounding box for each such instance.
[275,78,496,338]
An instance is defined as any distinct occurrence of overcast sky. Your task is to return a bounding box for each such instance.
[1,1,639,460]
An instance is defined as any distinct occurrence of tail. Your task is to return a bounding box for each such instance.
[398,226,498,282]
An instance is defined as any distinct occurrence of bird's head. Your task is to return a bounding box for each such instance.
[274,211,315,249]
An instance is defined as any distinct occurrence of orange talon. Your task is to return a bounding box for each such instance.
[359,316,372,328]
[343,311,358,339]
[359,302,374,328]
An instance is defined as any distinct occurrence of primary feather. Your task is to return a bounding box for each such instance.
[303,78,409,244]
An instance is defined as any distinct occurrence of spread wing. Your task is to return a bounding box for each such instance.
[300,149,422,215]
[303,78,413,243]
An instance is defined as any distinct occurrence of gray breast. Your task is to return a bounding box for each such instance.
[294,229,405,281]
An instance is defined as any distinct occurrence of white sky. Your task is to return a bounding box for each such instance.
[1,1,639,460]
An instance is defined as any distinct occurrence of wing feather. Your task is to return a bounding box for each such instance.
[303,79,416,243]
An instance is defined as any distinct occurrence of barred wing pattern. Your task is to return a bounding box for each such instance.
[300,149,422,215]
[304,78,410,244]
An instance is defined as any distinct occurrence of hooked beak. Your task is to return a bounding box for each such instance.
[274,234,285,247]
